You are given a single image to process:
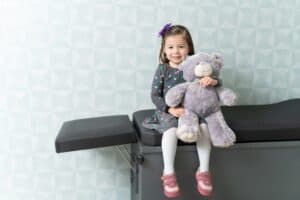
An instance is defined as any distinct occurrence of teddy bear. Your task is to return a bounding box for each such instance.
[165,52,237,147]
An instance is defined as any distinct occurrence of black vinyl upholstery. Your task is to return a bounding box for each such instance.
[55,99,300,152]
[55,115,137,153]
[133,99,300,146]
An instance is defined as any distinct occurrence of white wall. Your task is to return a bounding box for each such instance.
[0,0,299,199]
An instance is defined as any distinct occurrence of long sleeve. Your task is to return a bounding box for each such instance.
[150,65,169,112]
[212,71,222,86]
[215,77,222,86]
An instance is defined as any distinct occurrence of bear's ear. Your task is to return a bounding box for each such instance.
[179,58,196,81]
[210,52,224,72]
[179,55,193,71]
[179,52,210,71]
[179,52,212,81]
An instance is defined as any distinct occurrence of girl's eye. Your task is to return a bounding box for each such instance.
[179,45,185,48]
[168,46,173,49]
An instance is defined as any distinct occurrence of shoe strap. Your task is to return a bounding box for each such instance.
[196,172,212,185]
[161,174,178,186]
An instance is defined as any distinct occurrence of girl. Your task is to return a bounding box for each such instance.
[142,23,219,198]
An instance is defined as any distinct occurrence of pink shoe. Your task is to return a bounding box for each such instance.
[161,173,181,198]
[195,171,213,197]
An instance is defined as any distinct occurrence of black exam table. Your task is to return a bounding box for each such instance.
[55,98,300,200]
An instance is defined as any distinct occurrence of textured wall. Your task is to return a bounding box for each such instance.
[0,0,299,200]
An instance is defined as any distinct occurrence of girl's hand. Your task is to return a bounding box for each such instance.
[168,107,185,117]
[199,76,218,87]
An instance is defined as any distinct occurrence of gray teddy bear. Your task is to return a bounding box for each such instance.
[165,52,237,147]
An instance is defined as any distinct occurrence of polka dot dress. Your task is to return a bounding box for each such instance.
[142,64,185,133]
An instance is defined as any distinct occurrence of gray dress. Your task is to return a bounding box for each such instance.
[142,64,185,133]
[142,63,222,134]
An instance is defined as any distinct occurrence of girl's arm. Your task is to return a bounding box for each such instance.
[151,65,169,112]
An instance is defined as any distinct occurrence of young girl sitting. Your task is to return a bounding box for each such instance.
[143,23,220,198]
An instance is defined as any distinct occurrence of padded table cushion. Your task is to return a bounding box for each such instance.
[133,99,300,146]
[55,115,137,153]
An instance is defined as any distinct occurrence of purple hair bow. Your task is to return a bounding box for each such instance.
[158,23,172,37]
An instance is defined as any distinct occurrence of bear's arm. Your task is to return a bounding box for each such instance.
[217,87,237,106]
[165,82,189,108]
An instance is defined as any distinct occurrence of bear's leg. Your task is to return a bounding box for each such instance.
[176,110,200,143]
[205,111,236,147]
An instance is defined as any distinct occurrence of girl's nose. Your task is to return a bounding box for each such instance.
[173,47,179,53]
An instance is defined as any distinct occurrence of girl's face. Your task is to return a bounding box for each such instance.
[164,34,189,68]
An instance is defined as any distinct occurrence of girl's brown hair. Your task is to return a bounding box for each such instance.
[159,25,195,64]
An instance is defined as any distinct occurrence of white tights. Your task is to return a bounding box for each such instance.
[161,123,211,175]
